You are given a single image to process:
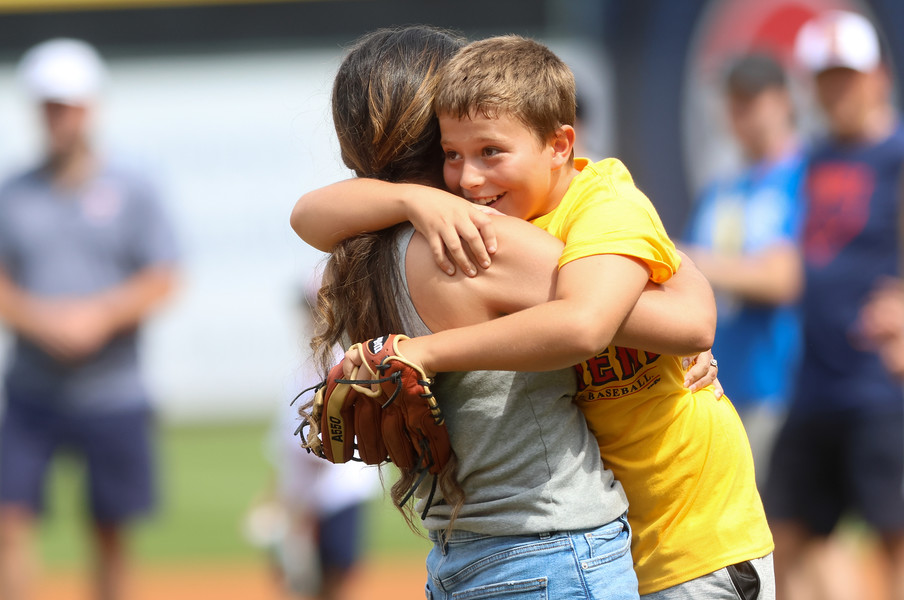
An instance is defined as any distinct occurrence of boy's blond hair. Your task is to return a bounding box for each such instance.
[434,35,576,143]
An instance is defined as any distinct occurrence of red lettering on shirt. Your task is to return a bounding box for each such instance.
[575,346,661,395]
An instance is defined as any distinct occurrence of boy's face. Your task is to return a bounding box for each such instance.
[727,87,791,161]
[439,111,561,221]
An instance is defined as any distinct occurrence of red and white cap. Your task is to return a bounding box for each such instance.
[17,38,107,105]
[794,10,880,73]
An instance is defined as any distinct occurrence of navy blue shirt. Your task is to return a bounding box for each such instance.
[794,124,904,414]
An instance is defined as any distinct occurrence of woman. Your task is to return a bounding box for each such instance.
[301,26,717,600]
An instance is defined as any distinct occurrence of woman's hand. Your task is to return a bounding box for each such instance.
[682,349,723,398]
[405,189,502,277]
[341,336,435,378]
[342,345,362,378]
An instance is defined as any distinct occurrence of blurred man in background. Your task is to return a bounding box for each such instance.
[765,11,904,600]
[0,39,178,600]
[683,52,804,491]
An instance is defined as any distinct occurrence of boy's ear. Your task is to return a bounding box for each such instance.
[550,124,576,168]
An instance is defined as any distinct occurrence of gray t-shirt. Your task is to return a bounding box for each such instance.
[0,163,179,412]
[393,226,627,535]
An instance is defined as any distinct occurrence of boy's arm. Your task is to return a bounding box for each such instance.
[401,249,653,374]
[613,251,716,355]
[291,178,497,276]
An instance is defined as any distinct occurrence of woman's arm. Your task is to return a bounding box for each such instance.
[291,178,497,276]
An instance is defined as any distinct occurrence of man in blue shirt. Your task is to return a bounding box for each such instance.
[684,52,804,491]
[0,39,178,600]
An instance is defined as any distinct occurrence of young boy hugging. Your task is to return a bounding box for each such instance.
[294,35,774,600]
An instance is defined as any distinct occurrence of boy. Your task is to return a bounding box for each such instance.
[294,35,772,598]
[683,53,805,491]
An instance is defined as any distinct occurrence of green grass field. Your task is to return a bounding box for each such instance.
[39,418,430,569]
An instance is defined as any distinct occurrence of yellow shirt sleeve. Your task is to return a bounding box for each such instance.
[534,158,680,283]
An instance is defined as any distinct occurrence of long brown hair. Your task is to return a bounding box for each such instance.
[306,25,466,532]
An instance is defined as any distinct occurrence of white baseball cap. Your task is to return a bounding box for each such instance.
[17,38,107,105]
[794,10,880,73]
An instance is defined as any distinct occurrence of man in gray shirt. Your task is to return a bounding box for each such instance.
[0,39,178,600]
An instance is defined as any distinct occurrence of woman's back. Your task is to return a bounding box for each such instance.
[392,225,627,534]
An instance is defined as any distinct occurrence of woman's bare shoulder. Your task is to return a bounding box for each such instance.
[405,215,563,331]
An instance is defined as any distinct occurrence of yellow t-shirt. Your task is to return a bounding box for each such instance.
[532,158,773,595]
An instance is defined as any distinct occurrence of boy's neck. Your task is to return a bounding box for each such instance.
[537,161,581,219]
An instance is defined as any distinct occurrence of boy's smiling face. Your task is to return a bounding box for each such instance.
[439,111,567,221]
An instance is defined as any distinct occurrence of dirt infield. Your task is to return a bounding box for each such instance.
[35,558,427,600]
[33,540,889,600]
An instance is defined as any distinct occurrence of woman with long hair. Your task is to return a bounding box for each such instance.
[300,26,717,600]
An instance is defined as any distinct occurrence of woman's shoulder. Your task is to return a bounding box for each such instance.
[405,215,563,331]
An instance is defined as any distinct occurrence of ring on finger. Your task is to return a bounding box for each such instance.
[710,358,718,368]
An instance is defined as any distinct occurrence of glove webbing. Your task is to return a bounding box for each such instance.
[290,379,324,407]
[291,380,327,449]
[338,366,442,424]
[335,371,399,408]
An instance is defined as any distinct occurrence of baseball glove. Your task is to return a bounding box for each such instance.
[294,360,388,465]
[294,334,451,513]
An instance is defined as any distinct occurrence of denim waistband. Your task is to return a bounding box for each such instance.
[427,513,629,547]
[430,528,562,543]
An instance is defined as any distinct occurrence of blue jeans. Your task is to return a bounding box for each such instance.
[425,514,638,599]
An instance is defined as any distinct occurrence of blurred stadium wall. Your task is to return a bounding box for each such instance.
[0,0,902,422]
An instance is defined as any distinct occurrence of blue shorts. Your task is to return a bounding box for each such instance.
[425,514,638,600]
[0,398,156,524]
[318,503,365,572]
[764,408,904,535]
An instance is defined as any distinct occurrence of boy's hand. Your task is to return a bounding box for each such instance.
[406,190,501,277]
[682,349,723,398]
